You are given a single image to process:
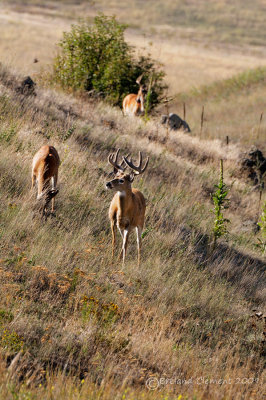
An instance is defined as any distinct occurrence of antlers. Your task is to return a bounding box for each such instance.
[108,149,127,173]
[123,152,149,175]
[108,149,149,176]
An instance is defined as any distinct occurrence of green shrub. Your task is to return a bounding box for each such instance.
[255,201,266,254]
[212,159,230,248]
[0,328,24,352]
[52,14,166,107]
[0,310,14,325]
[81,295,120,327]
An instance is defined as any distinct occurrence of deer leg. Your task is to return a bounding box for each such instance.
[136,226,142,266]
[31,173,36,191]
[42,205,48,221]
[118,227,124,261]
[51,174,57,212]
[121,229,130,266]
[118,227,130,265]
[37,172,44,200]
[111,220,116,258]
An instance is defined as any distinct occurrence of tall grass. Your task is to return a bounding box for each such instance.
[0,64,265,399]
[164,67,266,148]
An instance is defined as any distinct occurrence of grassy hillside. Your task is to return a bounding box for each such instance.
[6,0,266,47]
[0,63,265,399]
[163,66,266,147]
[0,2,265,398]
[97,0,266,48]
[0,2,265,148]
[1,1,265,95]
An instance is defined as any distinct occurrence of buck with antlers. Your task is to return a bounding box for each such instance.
[122,75,147,116]
[31,145,60,216]
[105,149,149,266]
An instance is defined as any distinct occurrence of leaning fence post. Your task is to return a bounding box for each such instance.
[200,105,204,137]
[257,112,263,140]
[165,98,169,140]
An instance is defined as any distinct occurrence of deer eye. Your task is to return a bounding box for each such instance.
[119,179,124,184]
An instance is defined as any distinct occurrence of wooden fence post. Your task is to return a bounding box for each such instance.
[200,105,204,137]
[257,112,263,139]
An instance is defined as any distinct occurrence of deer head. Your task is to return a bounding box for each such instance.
[41,188,59,220]
[135,75,147,111]
[105,149,149,191]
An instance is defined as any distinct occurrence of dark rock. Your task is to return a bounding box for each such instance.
[239,146,266,186]
[17,76,36,96]
[161,113,191,132]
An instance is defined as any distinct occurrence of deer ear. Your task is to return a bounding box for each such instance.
[136,74,143,85]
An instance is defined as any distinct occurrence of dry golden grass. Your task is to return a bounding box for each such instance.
[0,2,265,398]
[1,4,265,149]
[95,0,266,47]
[11,0,265,48]
[1,2,265,94]
[0,63,265,399]
[162,69,266,147]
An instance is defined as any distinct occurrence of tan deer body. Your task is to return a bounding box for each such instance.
[122,76,147,116]
[31,145,60,212]
[106,149,149,265]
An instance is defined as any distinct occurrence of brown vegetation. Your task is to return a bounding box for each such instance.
[0,61,265,399]
[0,1,265,399]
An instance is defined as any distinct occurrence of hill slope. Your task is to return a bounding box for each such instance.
[6,0,266,47]
[163,66,266,148]
[0,65,265,399]
[1,1,265,95]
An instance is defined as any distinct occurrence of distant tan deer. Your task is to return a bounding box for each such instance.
[122,75,147,116]
[105,149,149,266]
[31,145,60,215]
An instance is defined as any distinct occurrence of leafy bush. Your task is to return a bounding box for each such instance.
[212,159,230,248]
[52,14,166,107]
[0,328,24,352]
[81,295,120,327]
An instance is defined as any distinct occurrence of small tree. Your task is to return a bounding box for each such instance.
[53,14,166,107]
[212,159,230,248]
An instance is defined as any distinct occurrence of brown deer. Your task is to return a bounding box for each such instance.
[105,149,149,266]
[31,145,60,215]
[122,75,147,116]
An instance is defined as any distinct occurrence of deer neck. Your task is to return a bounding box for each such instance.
[117,187,133,217]
[137,93,144,113]
[140,96,145,112]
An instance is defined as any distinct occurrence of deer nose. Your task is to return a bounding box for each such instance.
[105,181,112,189]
